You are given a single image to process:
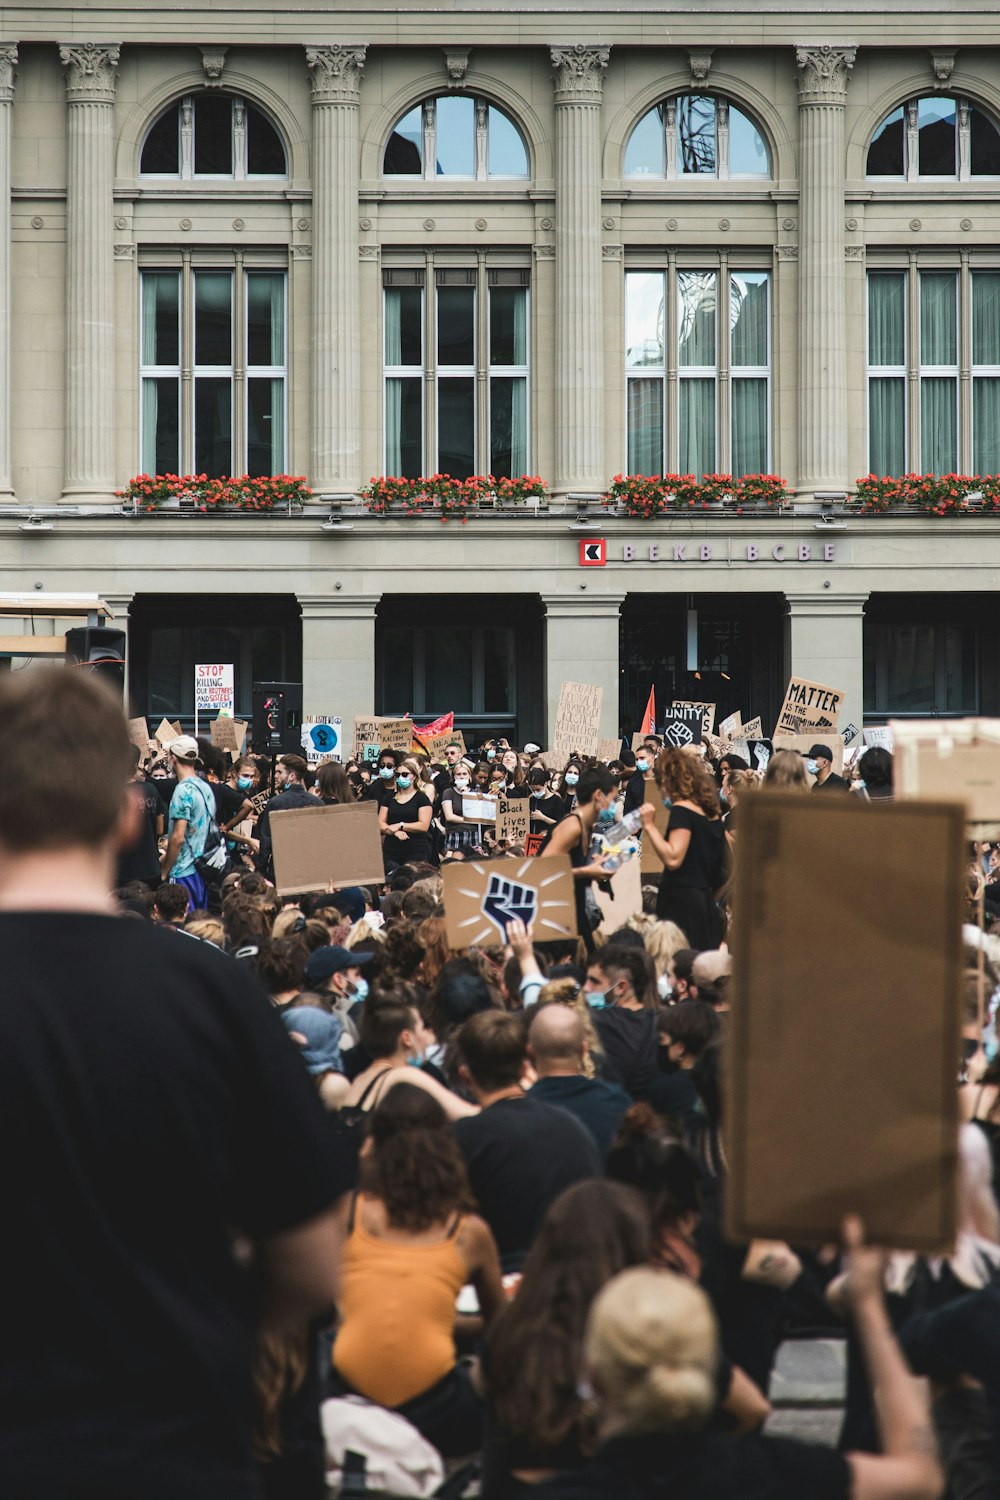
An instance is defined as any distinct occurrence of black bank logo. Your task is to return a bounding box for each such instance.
[579,538,607,566]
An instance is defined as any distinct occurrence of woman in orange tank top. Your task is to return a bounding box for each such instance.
[332,1082,504,1457]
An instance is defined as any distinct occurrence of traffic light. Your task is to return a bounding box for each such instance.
[252,680,303,756]
[65,626,127,696]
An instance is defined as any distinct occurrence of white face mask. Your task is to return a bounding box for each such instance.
[454,778,470,791]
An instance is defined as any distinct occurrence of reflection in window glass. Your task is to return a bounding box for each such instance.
[624,105,665,176]
[195,274,232,367]
[435,96,475,176]
[730,272,768,367]
[678,272,716,366]
[141,378,180,476]
[866,107,905,175]
[678,95,716,173]
[488,107,528,176]
[627,380,663,476]
[384,107,423,174]
[247,378,284,477]
[729,106,769,175]
[141,273,179,366]
[247,274,284,367]
[626,272,665,368]
[971,105,1000,175]
[917,96,956,175]
[490,377,528,477]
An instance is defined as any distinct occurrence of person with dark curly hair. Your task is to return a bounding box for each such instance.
[639,749,727,951]
[331,1084,504,1456]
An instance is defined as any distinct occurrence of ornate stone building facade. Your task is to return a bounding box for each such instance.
[1,4,999,742]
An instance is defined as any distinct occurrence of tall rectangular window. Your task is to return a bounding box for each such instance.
[624,266,770,478]
[140,265,287,477]
[867,263,1000,475]
[383,265,530,476]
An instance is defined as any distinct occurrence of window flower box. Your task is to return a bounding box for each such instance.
[359,474,549,523]
[117,473,311,514]
[848,473,1000,515]
[602,473,790,517]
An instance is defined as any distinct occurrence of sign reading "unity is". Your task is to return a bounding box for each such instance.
[621,541,838,564]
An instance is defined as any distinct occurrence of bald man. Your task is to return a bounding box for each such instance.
[527,1004,632,1159]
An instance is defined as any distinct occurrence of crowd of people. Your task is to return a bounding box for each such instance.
[1,664,998,1499]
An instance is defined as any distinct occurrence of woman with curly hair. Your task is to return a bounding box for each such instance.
[638,749,727,950]
[331,1083,504,1456]
[482,1179,651,1498]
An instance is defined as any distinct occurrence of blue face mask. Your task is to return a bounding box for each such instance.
[806,759,818,777]
[586,990,606,1010]
[564,772,579,787]
[396,775,411,790]
[486,749,496,761]
[236,776,253,791]
[351,977,369,1004]
[597,806,616,825]
[636,759,650,773]
[531,788,546,799]
[379,766,395,780]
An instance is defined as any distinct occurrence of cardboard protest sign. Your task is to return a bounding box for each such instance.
[892,718,1000,824]
[154,717,177,748]
[211,717,248,755]
[774,677,844,738]
[746,738,773,774]
[249,789,271,818]
[771,731,845,778]
[128,716,151,755]
[718,710,742,741]
[742,716,763,740]
[524,833,545,857]
[361,742,381,763]
[195,663,234,718]
[673,701,717,737]
[496,797,530,845]
[727,792,963,1251]
[597,738,622,762]
[442,854,576,948]
[722,738,751,765]
[301,716,343,764]
[415,729,458,761]
[842,722,859,745]
[462,794,498,823]
[661,706,703,750]
[552,681,602,760]
[594,857,642,936]
[864,725,895,753]
[269,800,384,895]
[640,778,669,875]
[353,716,412,759]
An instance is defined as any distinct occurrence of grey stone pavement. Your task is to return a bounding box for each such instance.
[766,1337,847,1447]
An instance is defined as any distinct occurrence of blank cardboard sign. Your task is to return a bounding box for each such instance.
[442,855,576,949]
[727,793,963,1252]
[269,801,384,895]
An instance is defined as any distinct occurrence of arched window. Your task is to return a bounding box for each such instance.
[140,94,287,179]
[625,95,770,179]
[867,96,1000,179]
[383,96,529,179]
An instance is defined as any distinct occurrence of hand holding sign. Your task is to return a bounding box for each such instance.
[483,873,538,941]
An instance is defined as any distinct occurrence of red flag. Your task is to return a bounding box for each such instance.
[640,686,656,736]
[414,711,454,738]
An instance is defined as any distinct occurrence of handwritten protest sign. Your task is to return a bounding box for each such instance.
[211,717,248,755]
[128,716,151,755]
[661,706,703,750]
[301,716,343,764]
[270,801,384,895]
[462,794,498,823]
[597,738,622,762]
[416,729,459,761]
[742,716,763,739]
[442,855,576,948]
[864,725,895,753]
[249,789,271,818]
[194,663,234,718]
[728,792,963,1250]
[552,681,603,760]
[773,676,844,738]
[673,701,717,737]
[496,797,530,845]
[718,710,742,741]
[353,716,412,759]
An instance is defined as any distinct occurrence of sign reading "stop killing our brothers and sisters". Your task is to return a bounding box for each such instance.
[621,540,838,564]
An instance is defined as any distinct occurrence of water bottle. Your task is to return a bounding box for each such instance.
[600,808,644,845]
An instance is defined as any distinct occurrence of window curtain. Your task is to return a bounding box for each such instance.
[974,378,1000,473]
[141,380,159,474]
[730,274,768,366]
[680,378,715,477]
[678,272,716,366]
[627,379,663,475]
[249,274,284,365]
[869,378,906,476]
[141,274,162,365]
[384,289,403,366]
[920,378,957,472]
[731,379,767,476]
[510,290,527,366]
[385,379,403,474]
[920,273,957,365]
[508,377,527,473]
[868,273,905,366]
[973,273,1000,365]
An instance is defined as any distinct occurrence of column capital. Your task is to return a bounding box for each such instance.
[784,590,869,617]
[59,42,121,103]
[305,44,367,105]
[794,44,857,106]
[542,593,625,618]
[550,44,610,104]
[0,45,18,104]
[298,593,380,620]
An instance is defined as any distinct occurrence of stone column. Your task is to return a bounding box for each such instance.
[305,46,366,499]
[784,591,868,733]
[543,594,624,742]
[794,44,856,500]
[550,45,609,496]
[299,593,379,735]
[59,43,120,499]
[0,46,16,497]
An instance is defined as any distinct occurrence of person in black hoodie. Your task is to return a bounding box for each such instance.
[583,945,659,1101]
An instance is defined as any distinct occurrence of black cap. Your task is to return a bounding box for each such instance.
[806,743,833,762]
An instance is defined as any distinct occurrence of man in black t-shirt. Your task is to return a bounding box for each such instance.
[808,744,850,793]
[453,1010,601,1271]
[0,668,344,1500]
[115,745,163,889]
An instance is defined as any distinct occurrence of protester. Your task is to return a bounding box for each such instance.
[256,754,313,875]
[544,766,617,952]
[639,748,727,950]
[855,745,895,803]
[453,1011,602,1270]
[808,743,850,793]
[527,1005,632,1156]
[161,733,215,909]
[583,944,660,1101]
[379,760,434,869]
[0,667,345,1498]
[763,748,811,791]
[331,1084,504,1456]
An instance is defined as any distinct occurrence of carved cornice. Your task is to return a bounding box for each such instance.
[795,44,857,107]
[550,44,610,104]
[59,42,121,104]
[443,48,469,87]
[929,48,956,84]
[305,44,367,105]
[0,45,18,105]
[688,48,714,86]
[200,46,228,87]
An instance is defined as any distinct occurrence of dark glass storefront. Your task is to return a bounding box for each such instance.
[620,593,785,738]
[128,594,302,727]
[376,594,544,746]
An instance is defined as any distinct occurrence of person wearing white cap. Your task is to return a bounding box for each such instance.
[161,735,214,910]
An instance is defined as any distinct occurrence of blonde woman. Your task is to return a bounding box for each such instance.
[624,914,689,999]
[763,749,810,792]
[533,1242,943,1500]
